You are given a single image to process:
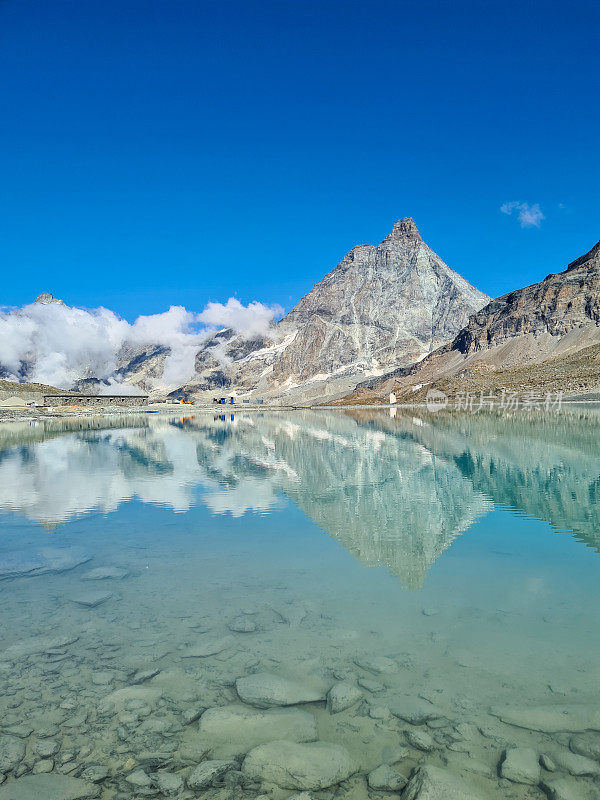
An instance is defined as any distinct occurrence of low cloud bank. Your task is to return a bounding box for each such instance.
[0,296,283,389]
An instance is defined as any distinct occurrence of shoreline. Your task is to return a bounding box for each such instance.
[2,396,600,424]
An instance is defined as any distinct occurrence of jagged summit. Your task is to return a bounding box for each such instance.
[34,293,64,305]
[268,218,488,387]
[386,217,421,241]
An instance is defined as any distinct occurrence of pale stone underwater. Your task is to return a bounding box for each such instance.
[0,409,598,799]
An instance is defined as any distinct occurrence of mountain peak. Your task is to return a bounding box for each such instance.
[34,293,64,305]
[566,239,600,273]
[387,217,421,242]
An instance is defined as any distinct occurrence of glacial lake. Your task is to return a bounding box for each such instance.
[0,408,599,800]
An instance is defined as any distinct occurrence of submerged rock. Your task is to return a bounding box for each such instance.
[186,759,237,790]
[0,548,92,581]
[367,764,407,791]
[101,684,163,711]
[32,762,53,775]
[490,705,600,732]
[199,704,317,749]
[0,728,31,741]
[80,566,128,580]
[358,676,385,693]
[2,635,78,662]
[500,748,540,785]
[569,733,600,760]
[78,766,109,784]
[182,705,206,725]
[387,696,442,724]
[125,770,151,787]
[549,748,600,777]
[32,740,59,759]
[181,635,235,658]
[236,673,327,708]
[0,737,25,774]
[401,765,483,800]
[150,770,183,794]
[540,776,590,800]
[326,682,362,713]
[130,668,160,685]
[443,753,493,778]
[228,617,258,633]
[0,774,99,800]
[69,590,113,608]
[354,654,398,674]
[540,754,557,772]
[242,740,356,790]
[405,728,436,752]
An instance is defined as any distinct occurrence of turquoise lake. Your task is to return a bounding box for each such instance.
[0,408,598,799]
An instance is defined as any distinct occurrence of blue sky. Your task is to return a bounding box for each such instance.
[1,0,598,319]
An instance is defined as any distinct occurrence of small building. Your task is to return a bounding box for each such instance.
[0,396,28,408]
[43,394,149,407]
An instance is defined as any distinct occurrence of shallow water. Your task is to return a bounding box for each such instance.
[0,408,599,799]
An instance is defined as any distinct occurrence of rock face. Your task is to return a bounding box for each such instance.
[241,740,356,790]
[271,218,487,385]
[347,237,600,403]
[175,218,487,404]
[453,240,600,356]
[34,293,65,306]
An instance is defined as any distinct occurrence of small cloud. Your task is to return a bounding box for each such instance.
[557,202,574,214]
[500,201,545,228]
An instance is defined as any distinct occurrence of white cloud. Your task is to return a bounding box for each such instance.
[500,201,545,228]
[198,298,284,338]
[0,296,283,390]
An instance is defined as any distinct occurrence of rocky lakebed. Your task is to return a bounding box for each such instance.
[0,411,599,799]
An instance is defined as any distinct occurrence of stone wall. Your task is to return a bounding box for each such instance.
[43,395,148,407]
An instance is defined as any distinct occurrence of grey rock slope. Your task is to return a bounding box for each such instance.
[272,218,487,384]
[345,237,600,403]
[177,219,488,403]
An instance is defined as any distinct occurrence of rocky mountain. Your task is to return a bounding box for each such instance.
[34,292,65,306]
[174,218,488,403]
[345,237,600,403]
[3,221,489,403]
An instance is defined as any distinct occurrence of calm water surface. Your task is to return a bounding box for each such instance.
[0,409,599,799]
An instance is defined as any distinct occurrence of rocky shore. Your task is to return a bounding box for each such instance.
[0,543,599,800]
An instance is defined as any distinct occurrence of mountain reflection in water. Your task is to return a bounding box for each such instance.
[0,407,599,587]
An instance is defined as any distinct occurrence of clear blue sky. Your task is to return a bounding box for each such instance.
[1,0,598,319]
